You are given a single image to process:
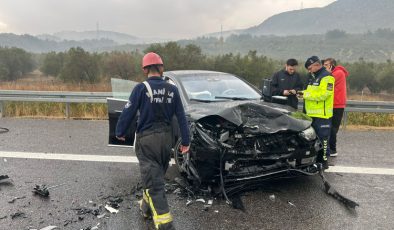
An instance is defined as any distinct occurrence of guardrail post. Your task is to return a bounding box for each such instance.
[0,101,3,118]
[343,111,348,130]
[65,102,70,119]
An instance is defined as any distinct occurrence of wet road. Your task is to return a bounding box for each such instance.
[0,118,393,230]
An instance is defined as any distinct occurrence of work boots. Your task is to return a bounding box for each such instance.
[158,222,176,230]
[138,199,152,219]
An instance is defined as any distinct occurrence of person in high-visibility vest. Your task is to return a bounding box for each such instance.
[300,56,335,169]
[116,52,190,230]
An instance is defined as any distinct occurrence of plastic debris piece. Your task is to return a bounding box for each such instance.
[207,200,213,205]
[97,213,106,219]
[172,188,181,194]
[186,200,193,206]
[91,223,100,230]
[319,166,359,209]
[214,210,219,213]
[33,185,50,197]
[196,198,205,204]
[8,196,26,203]
[0,175,10,183]
[105,204,119,214]
[10,212,26,219]
[63,220,72,226]
[3,158,7,162]
[269,194,276,202]
[39,226,58,230]
[106,196,123,209]
[287,201,296,207]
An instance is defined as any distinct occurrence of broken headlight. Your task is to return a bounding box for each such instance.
[299,127,316,141]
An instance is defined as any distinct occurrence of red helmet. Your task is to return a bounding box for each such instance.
[142,52,163,68]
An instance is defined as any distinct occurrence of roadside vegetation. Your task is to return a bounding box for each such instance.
[1,44,393,126]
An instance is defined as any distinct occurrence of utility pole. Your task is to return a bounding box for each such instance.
[96,21,100,40]
[220,24,223,55]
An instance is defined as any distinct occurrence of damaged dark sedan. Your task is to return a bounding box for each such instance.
[107,70,321,196]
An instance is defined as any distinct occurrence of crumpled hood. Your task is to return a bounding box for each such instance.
[187,100,311,134]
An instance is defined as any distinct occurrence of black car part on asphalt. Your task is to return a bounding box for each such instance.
[0,127,9,134]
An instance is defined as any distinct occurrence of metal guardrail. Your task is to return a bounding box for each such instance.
[0,90,112,118]
[1,90,394,122]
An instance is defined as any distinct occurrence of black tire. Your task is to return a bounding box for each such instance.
[173,138,186,174]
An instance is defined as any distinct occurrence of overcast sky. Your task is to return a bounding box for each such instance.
[0,0,335,39]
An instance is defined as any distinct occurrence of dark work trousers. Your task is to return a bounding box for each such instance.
[330,108,344,152]
[135,124,175,230]
[312,117,331,162]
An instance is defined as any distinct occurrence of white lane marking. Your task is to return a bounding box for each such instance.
[325,166,394,175]
[0,151,176,164]
[0,151,393,175]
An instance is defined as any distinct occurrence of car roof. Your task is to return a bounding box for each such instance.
[164,70,231,77]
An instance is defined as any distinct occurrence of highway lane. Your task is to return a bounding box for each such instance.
[0,118,393,229]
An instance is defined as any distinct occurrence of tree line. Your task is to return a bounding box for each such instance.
[1,43,394,93]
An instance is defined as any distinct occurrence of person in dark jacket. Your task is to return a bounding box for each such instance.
[116,52,190,230]
[323,58,349,157]
[271,58,303,109]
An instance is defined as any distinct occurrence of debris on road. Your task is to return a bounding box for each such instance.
[104,204,119,214]
[107,196,123,209]
[196,198,205,204]
[269,194,276,202]
[96,213,106,219]
[73,207,101,216]
[186,200,193,206]
[0,175,11,183]
[33,185,50,197]
[8,195,26,203]
[0,215,7,220]
[130,182,143,199]
[318,165,359,209]
[32,183,67,197]
[91,223,100,230]
[287,201,296,207]
[10,211,26,219]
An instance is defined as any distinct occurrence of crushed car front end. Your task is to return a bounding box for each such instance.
[174,101,321,195]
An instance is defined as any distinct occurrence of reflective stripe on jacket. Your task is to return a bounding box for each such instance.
[303,68,335,119]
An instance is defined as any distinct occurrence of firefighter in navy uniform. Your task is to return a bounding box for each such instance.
[116,52,190,230]
[300,56,335,170]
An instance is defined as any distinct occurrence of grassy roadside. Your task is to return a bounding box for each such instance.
[2,102,108,119]
[2,102,394,127]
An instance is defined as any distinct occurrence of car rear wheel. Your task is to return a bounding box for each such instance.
[173,138,187,174]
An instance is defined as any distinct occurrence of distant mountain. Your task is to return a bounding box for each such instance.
[243,0,394,36]
[36,30,141,44]
[0,33,117,53]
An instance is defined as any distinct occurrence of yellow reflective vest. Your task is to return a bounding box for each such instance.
[303,69,335,119]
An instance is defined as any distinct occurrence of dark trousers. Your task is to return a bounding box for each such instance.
[330,108,344,152]
[136,125,175,230]
[312,117,331,161]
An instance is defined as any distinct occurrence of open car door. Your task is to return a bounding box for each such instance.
[107,78,139,147]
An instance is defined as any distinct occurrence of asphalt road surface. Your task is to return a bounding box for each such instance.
[0,118,393,230]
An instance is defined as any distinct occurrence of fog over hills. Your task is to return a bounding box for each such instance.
[243,0,394,35]
[1,0,394,62]
[38,30,140,44]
